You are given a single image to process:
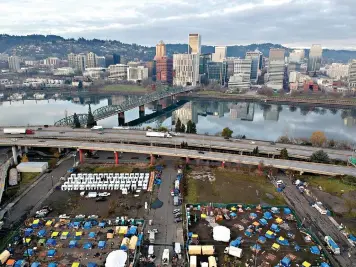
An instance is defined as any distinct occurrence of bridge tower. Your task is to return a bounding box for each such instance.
[139,105,145,118]
[118,112,125,126]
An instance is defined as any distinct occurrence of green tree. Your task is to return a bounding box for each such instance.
[252,146,259,156]
[86,104,96,128]
[78,80,83,90]
[328,139,335,148]
[280,148,289,159]
[181,124,186,133]
[158,126,168,132]
[73,113,81,128]
[221,127,233,139]
[186,120,193,133]
[175,118,182,132]
[310,150,330,163]
[191,122,197,134]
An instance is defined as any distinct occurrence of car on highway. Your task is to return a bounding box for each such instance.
[270,141,276,145]
[95,196,107,202]
[174,217,182,223]
[250,141,256,144]
[198,151,205,154]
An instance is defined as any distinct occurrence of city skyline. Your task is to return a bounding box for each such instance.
[0,0,355,49]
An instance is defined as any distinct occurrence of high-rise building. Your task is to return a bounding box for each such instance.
[307,44,322,73]
[188,34,201,54]
[127,66,149,83]
[156,57,173,85]
[348,59,356,89]
[212,46,227,62]
[86,52,97,68]
[233,58,252,77]
[105,53,120,67]
[289,49,305,63]
[75,54,87,72]
[245,50,263,83]
[207,61,227,85]
[267,48,285,90]
[8,56,21,72]
[95,56,106,68]
[146,61,156,78]
[228,58,252,92]
[173,54,200,87]
[155,40,166,59]
[68,53,76,68]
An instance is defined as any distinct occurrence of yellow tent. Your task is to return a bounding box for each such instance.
[275,217,283,224]
[119,226,128,235]
[266,230,274,236]
[278,236,285,241]
[25,238,31,244]
[45,220,53,226]
[302,261,311,267]
[201,214,207,219]
[231,207,237,211]
[192,234,199,239]
[51,232,59,238]
[272,243,280,251]
[32,219,40,225]
[72,262,80,267]
[75,232,82,237]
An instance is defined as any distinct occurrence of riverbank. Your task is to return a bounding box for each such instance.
[182,91,356,107]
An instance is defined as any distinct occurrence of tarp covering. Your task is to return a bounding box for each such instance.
[264,212,272,220]
[89,232,96,238]
[310,246,320,255]
[151,198,163,209]
[48,263,57,267]
[16,162,48,173]
[25,228,33,237]
[31,262,40,267]
[213,226,230,242]
[69,240,77,248]
[281,256,291,267]
[272,243,280,250]
[46,239,56,246]
[38,229,46,237]
[265,230,275,239]
[321,263,330,267]
[259,218,268,225]
[47,249,56,257]
[0,250,10,264]
[105,250,127,267]
[88,263,97,267]
[98,241,106,249]
[72,262,80,267]
[302,262,311,267]
[83,243,92,249]
[23,249,34,256]
[129,236,138,250]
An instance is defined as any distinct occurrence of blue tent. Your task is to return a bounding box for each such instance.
[48,263,57,267]
[244,229,253,237]
[128,226,137,235]
[24,249,34,256]
[46,239,57,246]
[73,222,81,228]
[25,228,33,237]
[98,222,106,228]
[87,263,97,267]
[83,242,92,249]
[120,245,128,251]
[259,218,268,226]
[264,212,272,220]
[98,241,106,249]
[310,246,321,255]
[38,229,46,237]
[294,245,301,251]
[249,213,257,219]
[230,238,241,247]
[277,236,289,246]
[31,262,40,267]
[271,207,280,214]
[230,212,237,218]
[270,224,280,232]
[258,236,266,243]
[251,244,261,252]
[349,235,356,242]
[265,231,275,239]
[15,260,26,267]
[284,208,291,214]
[84,222,92,229]
[321,263,330,267]
[88,232,96,238]
[47,249,56,257]
[69,240,78,248]
[280,256,291,267]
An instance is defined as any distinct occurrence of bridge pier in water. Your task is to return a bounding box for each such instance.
[114,152,119,165]
[118,112,125,126]
[139,105,145,118]
[79,149,84,164]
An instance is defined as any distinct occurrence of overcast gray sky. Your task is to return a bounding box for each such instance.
[1,0,355,48]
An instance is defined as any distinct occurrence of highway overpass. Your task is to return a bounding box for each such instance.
[0,137,355,176]
[0,127,353,162]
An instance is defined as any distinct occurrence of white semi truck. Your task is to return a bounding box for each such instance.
[146,131,172,138]
[224,246,243,258]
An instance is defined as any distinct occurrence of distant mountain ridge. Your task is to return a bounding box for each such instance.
[0,34,355,63]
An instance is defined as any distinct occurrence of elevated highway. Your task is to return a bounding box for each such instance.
[0,127,353,162]
[0,137,355,176]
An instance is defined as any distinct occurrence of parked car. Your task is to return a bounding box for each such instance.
[174,217,182,223]
[98,192,111,197]
[95,197,107,202]
[173,209,181,214]
[35,206,52,218]
[59,214,70,219]
[270,141,276,145]
[174,212,182,218]
[198,151,205,154]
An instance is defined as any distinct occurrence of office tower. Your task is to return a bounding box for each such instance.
[75,54,87,72]
[127,66,149,83]
[105,53,120,67]
[173,54,200,87]
[212,46,227,62]
[307,44,322,73]
[267,48,285,90]
[326,63,349,80]
[349,59,356,89]
[68,53,76,68]
[95,56,106,68]
[245,50,263,83]
[108,64,128,80]
[146,61,155,78]
[207,61,227,85]
[156,57,173,85]
[188,34,201,54]
[86,52,97,68]
[289,49,305,63]
[227,58,252,92]
[8,56,21,72]
[155,40,166,59]
[233,58,252,77]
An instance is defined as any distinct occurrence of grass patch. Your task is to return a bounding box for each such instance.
[185,176,198,203]
[81,164,134,173]
[303,176,356,196]
[102,84,147,92]
[21,172,41,185]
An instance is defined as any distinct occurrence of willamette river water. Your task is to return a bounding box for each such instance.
[0,95,355,143]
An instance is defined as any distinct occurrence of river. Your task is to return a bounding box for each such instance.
[0,95,355,143]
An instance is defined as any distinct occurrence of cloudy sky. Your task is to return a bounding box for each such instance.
[1,0,355,48]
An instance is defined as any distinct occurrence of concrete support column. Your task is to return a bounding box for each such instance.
[156,104,162,111]
[12,146,18,165]
[150,154,155,166]
[114,152,119,165]
[58,148,62,153]
[79,149,84,164]
[221,161,225,168]
[118,111,125,126]
[24,146,28,153]
[139,105,145,118]
[186,157,189,164]
[240,151,243,155]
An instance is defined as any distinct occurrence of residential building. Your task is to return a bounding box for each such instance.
[68,53,76,68]
[245,50,263,82]
[108,64,128,80]
[212,46,227,62]
[127,66,148,83]
[267,48,285,90]
[83,68,107,80]
[307,44,322,74]
[44,57,60,66]
[53,67,75,76]
[8,56,21,72]
[86,52,97,68]
[188,33,201,54]
[156,57,173,85]
[128,61,140,68]
[105,53,120,67]
[225,57,237,77]
[173,54,200,87]
[155,40,166,59]
[95,56,106,68]
[349,60,356,89]
[289,49,305,63]
[207,61,227,85]
[228,74,250,92]
[75,54,86,72]
[288,62,301,74]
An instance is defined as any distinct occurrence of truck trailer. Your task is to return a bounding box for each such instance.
[3,128,34,134]
[224,246,243,258]
[146,131,172,138]
[324,236,340,255]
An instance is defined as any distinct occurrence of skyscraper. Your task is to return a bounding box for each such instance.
[267,48,285,90]
[188,34,201,54]
[75,54,86,72]
[155,40,166,59]
[86,52,97,68]
[173,54,200,86]
[307,44,322,73]
[95,56,106,68]
[8,56,21,72]
[245,50,263,82]
[212,46,227,62]
[105,54,120,68]
[348,59,356,89]
[156,57,173,85]
[289,49,305,63]
[68,53,76,68]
